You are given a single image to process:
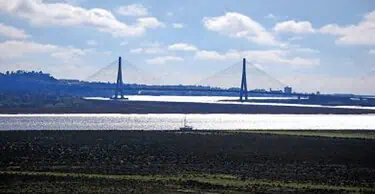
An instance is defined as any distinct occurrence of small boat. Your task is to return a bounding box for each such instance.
[110,95,129,100]
[180,116,193,131]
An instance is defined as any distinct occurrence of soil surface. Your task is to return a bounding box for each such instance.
[1,130,375,193]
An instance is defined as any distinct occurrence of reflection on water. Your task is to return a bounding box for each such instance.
[0,114,374,130]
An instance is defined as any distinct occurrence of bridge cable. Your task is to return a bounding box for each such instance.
[245,61,286,88]
[85,59,118,81]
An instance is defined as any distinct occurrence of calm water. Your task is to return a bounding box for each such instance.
[0,114,374,130]
[1,96,375,130]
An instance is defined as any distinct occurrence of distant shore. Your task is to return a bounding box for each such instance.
[1,99,375,114]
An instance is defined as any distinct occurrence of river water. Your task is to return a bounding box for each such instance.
[1,96,375,130]
[0,114,374,130]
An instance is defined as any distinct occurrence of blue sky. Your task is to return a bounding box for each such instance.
[0,0,375,94]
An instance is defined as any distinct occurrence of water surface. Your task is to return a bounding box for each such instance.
[0,114,374,130]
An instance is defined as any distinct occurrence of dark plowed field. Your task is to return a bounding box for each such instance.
[0,130,374,193]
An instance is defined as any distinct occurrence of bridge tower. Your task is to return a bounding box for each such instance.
[239,58,248,101]
[114,56,124,99]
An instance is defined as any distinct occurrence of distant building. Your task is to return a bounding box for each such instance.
[284,86,292,94]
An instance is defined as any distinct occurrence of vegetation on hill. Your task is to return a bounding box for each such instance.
[0,70,238,98]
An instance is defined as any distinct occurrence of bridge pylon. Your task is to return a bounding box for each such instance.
[114,56,125,99]
[240,58,248,101]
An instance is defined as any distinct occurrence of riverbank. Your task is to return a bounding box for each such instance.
[1,99,375,114]
[1,130,374,193]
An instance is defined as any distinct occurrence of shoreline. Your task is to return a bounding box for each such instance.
[1,100,375,114]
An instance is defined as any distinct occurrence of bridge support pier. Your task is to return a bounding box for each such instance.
[114,56,125,99]
[240,58,248,101]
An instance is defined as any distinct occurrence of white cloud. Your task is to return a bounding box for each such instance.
[136,17,166,28]
[173,23,184,29]
[284,57,320,66]
[195,50,227,60]
[144,47,164,54]
[130,48,143,53]
[369,49,375,55]
[0,40,112,80]
[62,0,87,6]
[320,10,375,45]
[116,4,148,17]
[86,40,97,46]
[203,12,283,46]
[0,40,101,64]
[195,49,320,67]
[0,0,164,37]
[129,46,164,55]
[146,56,184,64]
[50,48,86,62]
[294,47,320,53]
[0,40,57,59]
[168,43,197,52]
[274,20,315,33]
[0,23,30,39]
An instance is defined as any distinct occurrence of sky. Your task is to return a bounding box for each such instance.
[0,0,375,94]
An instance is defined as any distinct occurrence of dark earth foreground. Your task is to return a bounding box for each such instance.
[0,130,375,193]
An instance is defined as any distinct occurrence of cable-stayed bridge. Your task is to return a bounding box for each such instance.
[85,56,293,100]
[198,60,285,90]
[82,56,375,104]
[86,58,163,85]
